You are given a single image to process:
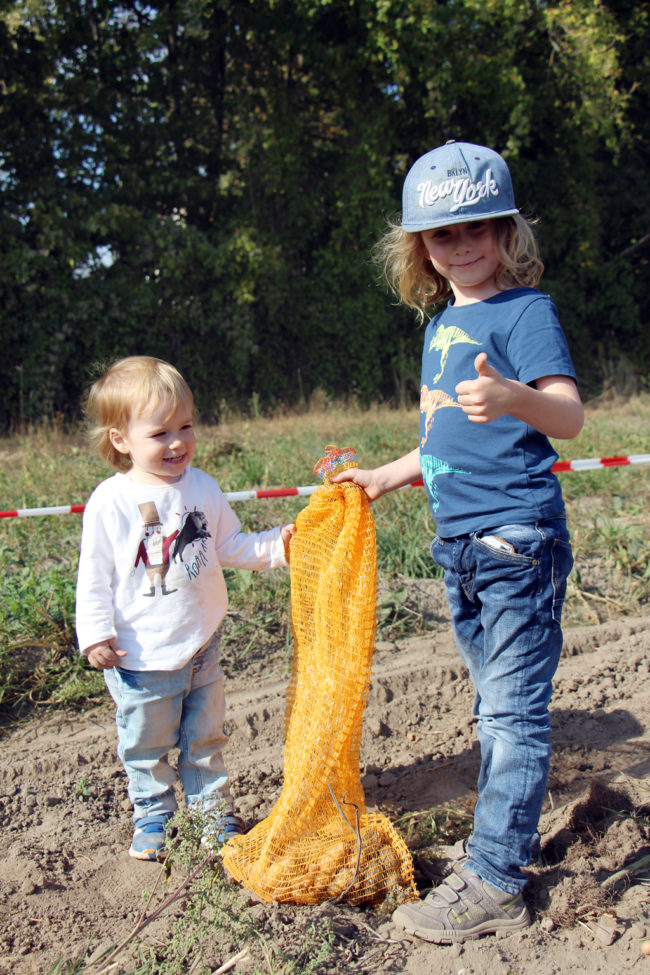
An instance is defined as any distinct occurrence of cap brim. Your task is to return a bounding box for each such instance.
[402,207,520,233]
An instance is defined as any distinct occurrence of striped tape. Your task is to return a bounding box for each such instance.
[552,453,650,472]
[2,453,649,519]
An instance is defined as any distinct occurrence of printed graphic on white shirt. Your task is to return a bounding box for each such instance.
[133,501,211,597]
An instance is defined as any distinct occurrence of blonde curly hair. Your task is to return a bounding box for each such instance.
[84,356,194,471]
[373,214,544,323]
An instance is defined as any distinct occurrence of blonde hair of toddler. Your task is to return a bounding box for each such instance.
[85,356,194,470]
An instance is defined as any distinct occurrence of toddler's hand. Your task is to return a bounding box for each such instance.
[85,639,127,670]
[281,523,297,562]
[455,352,513,423]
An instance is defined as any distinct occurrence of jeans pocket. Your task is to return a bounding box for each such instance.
[551,538,573,623]
[474,524,542,565]
[431,538,453,580]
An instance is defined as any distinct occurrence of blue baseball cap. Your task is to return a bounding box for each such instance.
[401,140,519,232]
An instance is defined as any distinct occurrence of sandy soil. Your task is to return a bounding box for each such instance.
[2,579,650,975]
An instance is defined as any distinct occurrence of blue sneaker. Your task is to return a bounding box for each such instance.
[201,811,244,850]
[129,813,173,861]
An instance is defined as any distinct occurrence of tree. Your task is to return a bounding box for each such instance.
[0,0,647,428]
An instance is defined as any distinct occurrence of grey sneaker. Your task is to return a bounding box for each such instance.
[392,865,530,943]
[417,837,470,883]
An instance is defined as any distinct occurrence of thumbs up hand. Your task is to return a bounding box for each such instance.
[455,353,513,424]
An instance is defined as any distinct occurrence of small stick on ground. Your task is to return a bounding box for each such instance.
[601,853,650,889]
[82,853,213,974]
[213,947,249,974]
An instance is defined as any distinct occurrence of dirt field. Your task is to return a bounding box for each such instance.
[2,578,650,975]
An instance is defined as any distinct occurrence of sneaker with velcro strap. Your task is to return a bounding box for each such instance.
[392,864,531,943]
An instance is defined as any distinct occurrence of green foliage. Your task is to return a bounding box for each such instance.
[1,1,649,426]
[0,542,107,713]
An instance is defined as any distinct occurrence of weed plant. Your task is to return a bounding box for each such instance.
[2,394,650,718]
[48,808,336,974]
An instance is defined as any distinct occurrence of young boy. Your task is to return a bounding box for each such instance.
[76,355,294,860]
[334,141,583,941]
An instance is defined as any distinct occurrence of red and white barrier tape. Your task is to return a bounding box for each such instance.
[551,453,650,472]
[2,454,650,519]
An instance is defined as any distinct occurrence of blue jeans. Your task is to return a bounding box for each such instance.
[104,632,232,821]
[431,519,573,894]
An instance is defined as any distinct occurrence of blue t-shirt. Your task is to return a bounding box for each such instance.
[419,288,577,536]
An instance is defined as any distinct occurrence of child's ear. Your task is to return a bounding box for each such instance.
[109,428,131,455]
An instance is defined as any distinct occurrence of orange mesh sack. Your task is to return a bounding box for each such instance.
[222,446,416,906]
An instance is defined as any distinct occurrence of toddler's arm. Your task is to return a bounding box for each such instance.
[330,446,422,502]
[212,486,294,570]
[84,638,127,670]
[76,487,126,655]
[455,353,584,439]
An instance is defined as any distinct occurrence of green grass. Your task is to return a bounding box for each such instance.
[2,394,650,717]
[555,394,650,623]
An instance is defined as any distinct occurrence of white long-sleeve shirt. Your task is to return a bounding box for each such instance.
[75,466,287,670]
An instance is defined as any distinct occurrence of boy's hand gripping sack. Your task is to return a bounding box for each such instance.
[222,446,416,905]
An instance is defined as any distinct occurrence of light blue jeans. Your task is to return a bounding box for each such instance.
[431,519,573,895]
[104,632,232,822]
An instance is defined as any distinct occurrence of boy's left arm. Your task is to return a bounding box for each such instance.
[456,352,584,439]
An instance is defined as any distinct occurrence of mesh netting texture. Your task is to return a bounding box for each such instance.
[222,446,417,905]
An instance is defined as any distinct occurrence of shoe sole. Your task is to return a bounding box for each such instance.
[128,845,166,861]
[393,905,531,943]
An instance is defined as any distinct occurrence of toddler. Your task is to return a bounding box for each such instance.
[76,355,294,860]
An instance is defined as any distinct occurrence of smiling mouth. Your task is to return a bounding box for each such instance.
[164,454,187,465]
